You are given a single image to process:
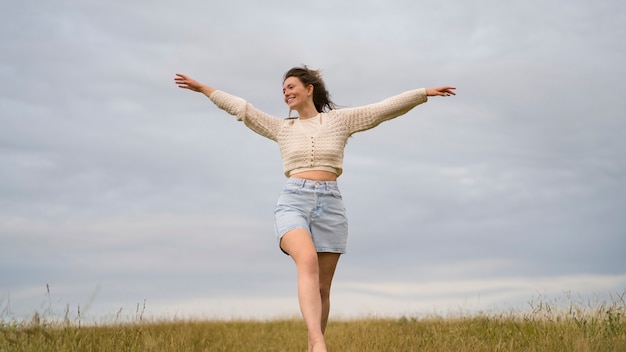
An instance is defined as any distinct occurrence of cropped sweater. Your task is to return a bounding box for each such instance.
[209,88,428,177]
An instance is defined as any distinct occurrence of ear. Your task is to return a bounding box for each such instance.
[307,84,314,97]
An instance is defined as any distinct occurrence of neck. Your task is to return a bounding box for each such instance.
[297,107,319,119]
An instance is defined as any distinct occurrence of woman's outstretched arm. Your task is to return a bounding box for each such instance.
[173,72,283,141]
[174,73,215,97]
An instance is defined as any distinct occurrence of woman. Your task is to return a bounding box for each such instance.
[174,67,455,352]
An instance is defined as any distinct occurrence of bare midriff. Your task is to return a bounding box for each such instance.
[289,170,338,181]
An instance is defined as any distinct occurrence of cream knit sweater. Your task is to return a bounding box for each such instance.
[209,88,428,177]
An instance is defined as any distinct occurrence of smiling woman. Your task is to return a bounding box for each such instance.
[174,66,455,352]
[283,66,336,118]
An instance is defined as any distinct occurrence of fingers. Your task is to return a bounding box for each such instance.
[174,73,194,90]
[174,73,193,82]
[426,86,456,97]
[174,73,187,83]
[442,86,456,96]
[439,86,456,97]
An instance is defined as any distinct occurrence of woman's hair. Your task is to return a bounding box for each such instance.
[284,65,336,113]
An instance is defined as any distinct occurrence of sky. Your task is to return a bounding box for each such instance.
[1,0,625,322]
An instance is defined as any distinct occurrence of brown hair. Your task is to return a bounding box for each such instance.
[283,65,336,113]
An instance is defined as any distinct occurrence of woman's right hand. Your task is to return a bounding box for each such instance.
[174,73,215,95]
[426,86,456,97]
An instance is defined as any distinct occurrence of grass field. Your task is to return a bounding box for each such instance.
[1,294,624,351]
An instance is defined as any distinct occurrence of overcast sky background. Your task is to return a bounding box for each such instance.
[1,0,625,322]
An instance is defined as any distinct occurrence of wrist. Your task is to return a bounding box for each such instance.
[200,85,215,96]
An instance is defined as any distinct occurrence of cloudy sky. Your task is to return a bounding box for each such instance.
[1,0,625,322]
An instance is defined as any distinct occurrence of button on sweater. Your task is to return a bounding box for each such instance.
[209,89,428,177]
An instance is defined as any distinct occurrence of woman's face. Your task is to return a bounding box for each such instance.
[283,76,312,111]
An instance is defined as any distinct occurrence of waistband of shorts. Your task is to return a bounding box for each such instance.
[286,177,339,191]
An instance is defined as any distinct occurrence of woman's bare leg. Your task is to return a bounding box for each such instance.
[318,252,340,333]
[280,229,327,352]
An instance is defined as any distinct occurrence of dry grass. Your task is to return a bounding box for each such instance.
[1,293,624,351]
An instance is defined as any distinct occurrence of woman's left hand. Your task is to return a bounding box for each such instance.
[426,86,456,97]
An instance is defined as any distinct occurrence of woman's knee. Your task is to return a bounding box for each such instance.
[296,252,320,276]
[319,284,331,301]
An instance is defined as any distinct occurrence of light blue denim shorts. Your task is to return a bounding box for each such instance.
[274,178,348,254]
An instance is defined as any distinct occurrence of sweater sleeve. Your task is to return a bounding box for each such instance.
[208,90,283,141]
[338,88,428,135]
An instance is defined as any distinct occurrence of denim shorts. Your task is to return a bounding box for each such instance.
[274,178,348,254]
